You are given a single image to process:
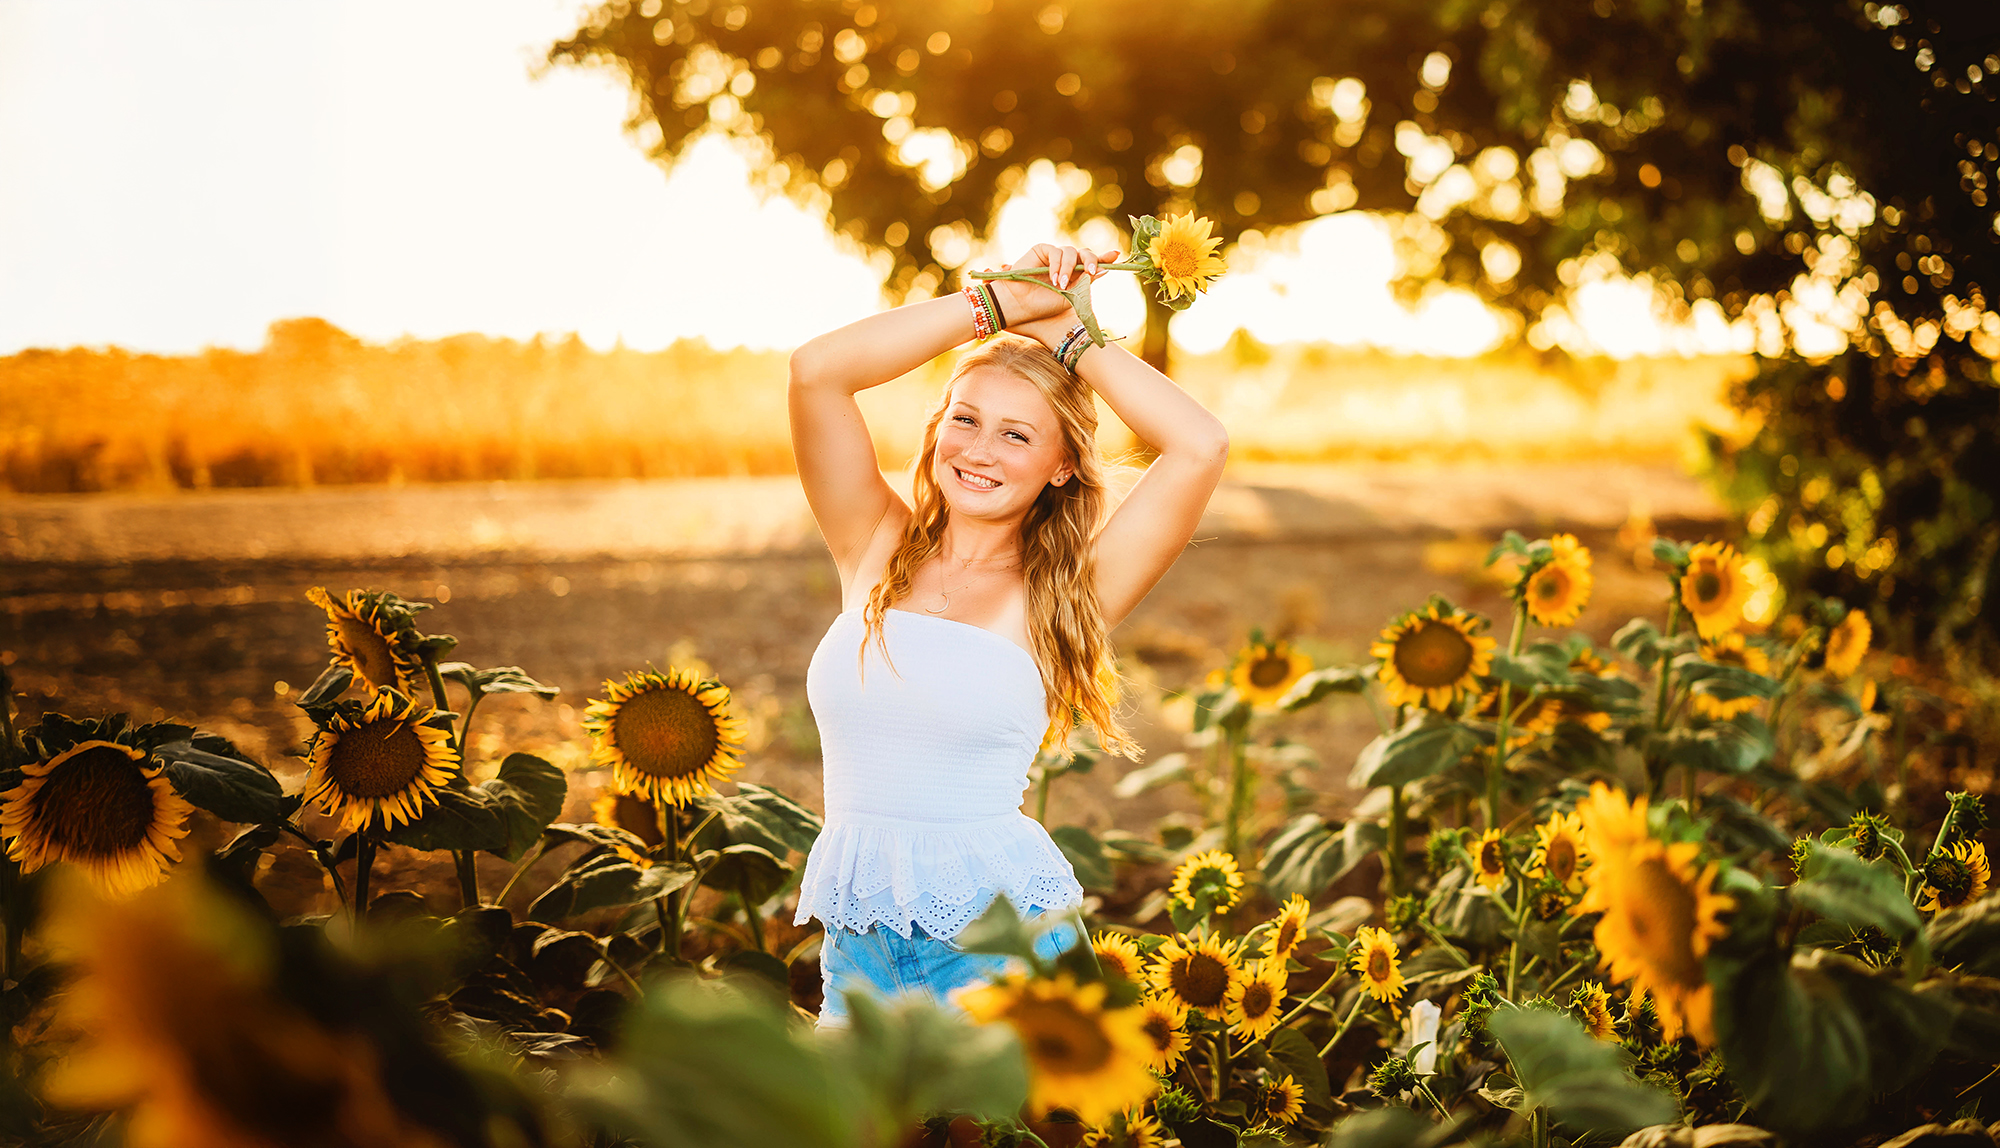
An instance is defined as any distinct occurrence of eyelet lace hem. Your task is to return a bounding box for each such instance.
[793,811,1085,940]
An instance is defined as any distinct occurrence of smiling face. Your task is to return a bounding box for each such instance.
[931,365,1072,523]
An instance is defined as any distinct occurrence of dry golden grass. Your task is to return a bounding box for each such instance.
[0,318,1752,493]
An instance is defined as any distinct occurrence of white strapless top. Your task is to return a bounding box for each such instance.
[792,608,1085,939]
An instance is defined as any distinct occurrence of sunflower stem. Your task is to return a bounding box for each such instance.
[1386,784,1408,896]
[454,850,481,907]
[281,821,350,911]
[1034,768,1051,825]
[1531,1105,1550,1148]
[1208,1031,1230,1102]
[1318,992,1367,1058]
[1647,604,1683,800]
[1276,968,1343,1027]
[739,876,767,953]
[1010,1119,1055,1148]
[353,831,377,929]
[1417,1080,1450,1119]
[662,808,685,961]
[1486,599,1530,832]
[1223,723,1251,863]
[493,838,547,907]
[1506,873,1529,1000]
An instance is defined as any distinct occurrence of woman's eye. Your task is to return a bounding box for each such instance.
[1005,431,1028,443]
[953,415,976,425]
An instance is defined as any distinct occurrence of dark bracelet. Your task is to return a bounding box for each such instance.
[986,284,1008,331]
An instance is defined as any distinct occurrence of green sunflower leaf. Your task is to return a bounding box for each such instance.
[1924,892,2000,976]
[1278,665,1372,711]
[953,896,1038,963]
[437,663,561,700]
[833,993,1032,1133]
[528,856,696,921]
[1265,1026,1334,1112]
[1488,1007,1677,1134]
[1050,825,1115,892]
[692,782,823,856]
[482,753,568,861]
[699,842,794,906]
[572,975,866,1148]
[297,662,355,706]
[1262,813,1386,899]
[1793,843,1922,942]
[153,737,297,825]
[1113,752,1189,798]
[1351,711,1481,790]
[389,785,512,854]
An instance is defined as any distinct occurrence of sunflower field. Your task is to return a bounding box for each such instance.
[1,530,1997,1148]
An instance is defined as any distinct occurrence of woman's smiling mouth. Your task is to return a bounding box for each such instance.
[953,466,1001,490]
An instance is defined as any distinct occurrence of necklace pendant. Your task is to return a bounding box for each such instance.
[925,593,949,614]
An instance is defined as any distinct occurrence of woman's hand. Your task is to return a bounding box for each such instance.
[988,243,1120,330]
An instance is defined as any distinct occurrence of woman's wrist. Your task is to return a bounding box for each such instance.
[1013,312,1076,350]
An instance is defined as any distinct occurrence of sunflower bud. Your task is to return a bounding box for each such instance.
[1385,893,1423,932]
[1460,971,1500,1036]
[1367,1055,1419,1099]
[1946,791,1989,839]
[1426,827,1467,876]
[1788,835,1814,883]
[1153,1081,1201,1128]
[1846,811,1890,862]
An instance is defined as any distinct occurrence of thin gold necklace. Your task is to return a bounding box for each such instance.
[925,549,1019,613]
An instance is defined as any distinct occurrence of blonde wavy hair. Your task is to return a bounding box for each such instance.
[862,334,1138,758]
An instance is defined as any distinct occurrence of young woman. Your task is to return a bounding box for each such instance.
[787,241,1230,1027]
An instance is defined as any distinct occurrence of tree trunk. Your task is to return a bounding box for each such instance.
[1139,290,1175,375]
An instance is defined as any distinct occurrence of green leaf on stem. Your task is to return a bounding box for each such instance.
[1489,1007,1677,1134]
[1278,665,1372,711]
[1050,825,1115,892]
[528,854,697,921]
[1262,813,1386,899]
[1793,843,1921,942]
[1351,711,1481,789]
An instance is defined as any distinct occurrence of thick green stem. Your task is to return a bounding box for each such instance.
[1208,1031,1231,1103]
[1386,785,1408,895]
[281,822,349,911]
[1647,604,1683,799]
[1318,992,1369,1058]
[454,850,480,907]
[1532,1106,1549,1148]
[1034,769,1052,824]
[740,877,767,953]
[662,807,684,961]
[353,832,377,929]
[1506,873,1529,1000]
[1223,725,1251,862]
[1487,600,1530,831]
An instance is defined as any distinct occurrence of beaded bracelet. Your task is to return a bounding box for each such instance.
[1054,323,1093,372]
[962,284,997,341]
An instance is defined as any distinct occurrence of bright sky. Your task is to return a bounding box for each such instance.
[0,0,1745,358]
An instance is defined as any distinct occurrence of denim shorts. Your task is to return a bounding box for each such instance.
[815,908,1083,1030]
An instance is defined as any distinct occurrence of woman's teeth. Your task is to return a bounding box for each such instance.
[955,468,999,489]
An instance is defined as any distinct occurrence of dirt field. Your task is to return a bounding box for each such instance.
[0,462,1726,915]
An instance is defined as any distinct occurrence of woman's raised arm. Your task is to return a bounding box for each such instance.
[788,270,1075,576]
[1009,247,1231,627]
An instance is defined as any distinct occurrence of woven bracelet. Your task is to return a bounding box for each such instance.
[962,284,996,341]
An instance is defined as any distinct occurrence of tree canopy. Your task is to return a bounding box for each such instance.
[553,0,2000,657]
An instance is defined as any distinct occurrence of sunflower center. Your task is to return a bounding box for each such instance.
[1927,857,1972,904]
[1532,568,1570,602]
[1691,570,1722,603]
[610,792,667,847]
[1142,1012,1174,1051]
[1480,839,1505,875]
[1547,837,1577,881]
[1240,981,1275,1019]
[1273,919,1300,955]
[333,616,400,691]
[326,719,430,799]
[612,686,722,779]
[1248,655,1292,688]
[1395,621,1475,688]
[1367,949,1392,982]
[32,744,158,857]
[1625,856,1705,987]
[1158,239,1199,279]
[1015,999,1112,1073]
[1173,953,1230,1007]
